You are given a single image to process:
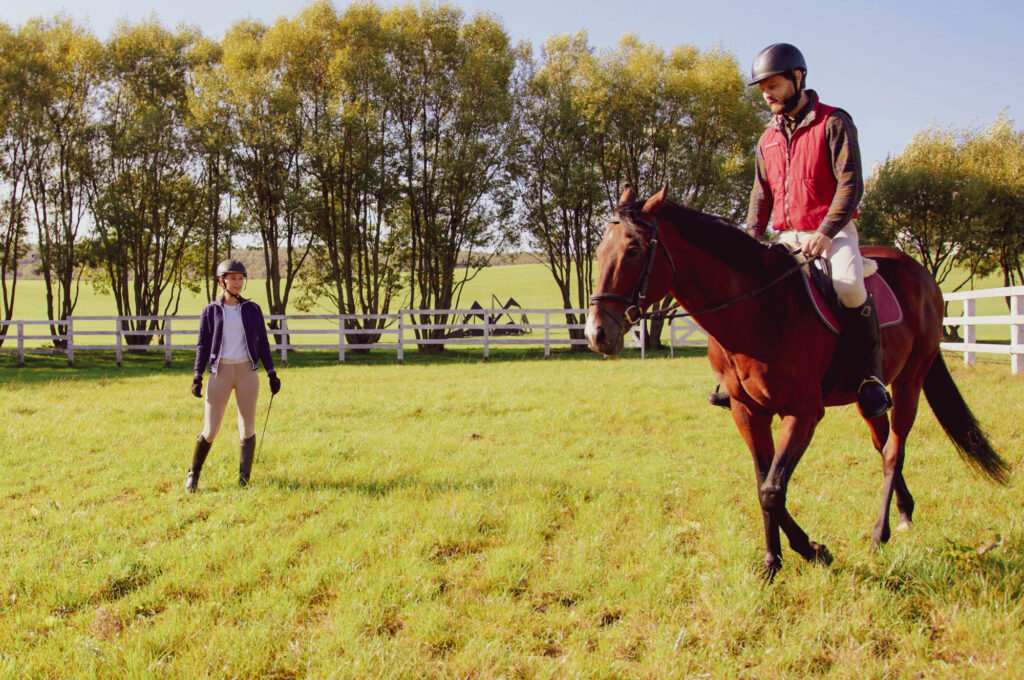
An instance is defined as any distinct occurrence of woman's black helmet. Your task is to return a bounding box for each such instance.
[747,43,806,87]
[215,258,247,278]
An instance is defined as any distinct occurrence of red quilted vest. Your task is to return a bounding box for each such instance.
[759,101,854,231]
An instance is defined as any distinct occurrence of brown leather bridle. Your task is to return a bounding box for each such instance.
[588,215,676,331]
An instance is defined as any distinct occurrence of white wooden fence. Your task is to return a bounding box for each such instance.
[0,308,704,366]
[940,285,1024,375]
[3,287,1022,373]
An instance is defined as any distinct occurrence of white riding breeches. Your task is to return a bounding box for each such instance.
[775,220,868,308]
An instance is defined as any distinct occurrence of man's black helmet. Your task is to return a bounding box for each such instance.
[215,258,247,278]
[747,43,807,87]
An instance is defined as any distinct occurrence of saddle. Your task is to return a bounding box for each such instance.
[797,252,903,335]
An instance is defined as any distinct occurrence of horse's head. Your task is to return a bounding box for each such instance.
[585,184,676,356]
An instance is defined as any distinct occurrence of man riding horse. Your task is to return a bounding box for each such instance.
[709,43,890,418]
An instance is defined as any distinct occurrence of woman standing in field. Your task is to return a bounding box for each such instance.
[185,259,281,492]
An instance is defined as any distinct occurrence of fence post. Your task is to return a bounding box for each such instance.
[66,318,74,366]
[115,318,123,367]
[164,317,172,367]
[962,298,976,367]
[17,322,24,367]
[339,316,346,363]
[279,317,288,365]
[483,314,490,361]
[397,312,405,365]
[669,317,675,359]
[1012,294,1023,376]
[544,312,551,359]
[640,319,647,360]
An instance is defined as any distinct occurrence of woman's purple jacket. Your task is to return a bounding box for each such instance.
[193,297,276,377]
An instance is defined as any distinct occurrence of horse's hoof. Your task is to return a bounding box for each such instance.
[809,542,833,566]
[896,519,913,532]
[760,559,781,583]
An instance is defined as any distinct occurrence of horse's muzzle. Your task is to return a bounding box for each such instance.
[585,307,625,356]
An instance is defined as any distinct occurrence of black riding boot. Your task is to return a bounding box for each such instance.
[844,295,891,419]
[238,435,256,487]
[185,435,212,492]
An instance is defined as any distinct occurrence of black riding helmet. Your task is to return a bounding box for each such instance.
[747,43,807,87]
[215,258,247,279]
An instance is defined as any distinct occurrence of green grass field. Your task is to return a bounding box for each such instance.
[1,349,1023,678]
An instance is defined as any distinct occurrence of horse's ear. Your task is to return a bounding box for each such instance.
[618,184,636,206]
[642,183,669,215]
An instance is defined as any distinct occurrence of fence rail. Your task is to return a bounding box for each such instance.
[3,287,1022,373]
[0,309,704,366]
[940,285,1024,375]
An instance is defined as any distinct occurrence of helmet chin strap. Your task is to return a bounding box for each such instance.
[220,278,244,303]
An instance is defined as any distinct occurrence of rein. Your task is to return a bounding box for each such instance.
[645,255,817,322]
[589,212,818,327]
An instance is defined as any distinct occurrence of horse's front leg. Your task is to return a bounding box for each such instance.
[762,413,833,569]
[731,404,784,580]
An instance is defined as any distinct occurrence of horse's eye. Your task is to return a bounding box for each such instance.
[625,245,641,258]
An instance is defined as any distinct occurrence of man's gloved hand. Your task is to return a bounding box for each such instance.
[191,375,203,398]
[269,372,281,395]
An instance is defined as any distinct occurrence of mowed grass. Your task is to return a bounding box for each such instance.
[2,350,1024,678]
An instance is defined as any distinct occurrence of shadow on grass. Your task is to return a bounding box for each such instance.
[0,345,709,384]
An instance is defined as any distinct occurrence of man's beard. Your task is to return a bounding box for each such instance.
[780,87,803,115]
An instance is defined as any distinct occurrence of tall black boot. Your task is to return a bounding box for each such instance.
[844,295,891,418]
[185,435,212,492]
[239,434,256,487]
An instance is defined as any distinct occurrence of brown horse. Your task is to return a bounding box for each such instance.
[586,185,1010,579]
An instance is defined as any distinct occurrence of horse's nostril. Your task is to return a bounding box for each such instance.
[595,326,606,345]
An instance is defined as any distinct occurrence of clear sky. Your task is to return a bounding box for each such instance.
[2,0,1021,175]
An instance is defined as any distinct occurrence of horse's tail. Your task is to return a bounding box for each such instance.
[923,353,1011,485]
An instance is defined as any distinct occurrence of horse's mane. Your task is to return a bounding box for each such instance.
[615,199,781,276]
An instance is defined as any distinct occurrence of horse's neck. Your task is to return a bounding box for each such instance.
[666,230,786,341]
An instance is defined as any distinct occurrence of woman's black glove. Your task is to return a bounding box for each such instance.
[191,375,203,398]
[269,372,281,395]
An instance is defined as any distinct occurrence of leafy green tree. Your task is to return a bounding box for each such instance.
[0,23,32,344]
[20,16,102,345]
[219,18,311,332]
[184,34,237,301]
[89,19,207,343]
[860,127,980,289]
[962,115,1024,289]
[582,35,764,347]
[385,4,521,349]
[281,1,402,347]
[515,32,603,349]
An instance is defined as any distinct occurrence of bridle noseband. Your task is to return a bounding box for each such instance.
[589,214,676,329]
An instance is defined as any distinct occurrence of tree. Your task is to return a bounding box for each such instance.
[962,115,1024,289]
[20,16,102,346]
[281,1,402,347]
[580,35,764,347]
[218,18,312,334]
[386,4,521,350]
[88,19,207,344]
[860,127,980,290]
[0,23,32,345]
[515,32,603,350]
[185,34,238,301]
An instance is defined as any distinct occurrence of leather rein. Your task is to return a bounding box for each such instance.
[588,214,815,330]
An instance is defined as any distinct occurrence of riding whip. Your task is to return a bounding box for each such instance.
[256,393,274,464]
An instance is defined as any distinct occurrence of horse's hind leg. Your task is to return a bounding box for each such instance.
[868,372,922,547]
